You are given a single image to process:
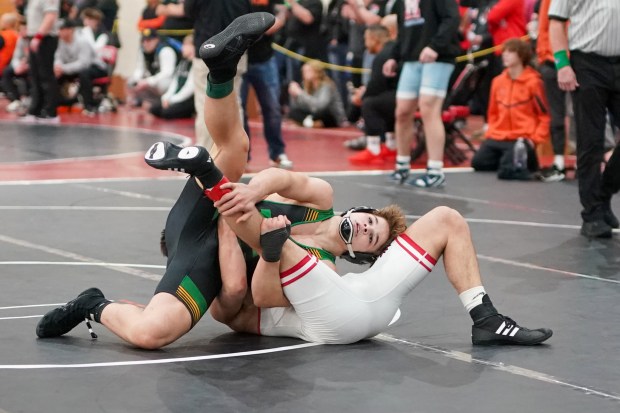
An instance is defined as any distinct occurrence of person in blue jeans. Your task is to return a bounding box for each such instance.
[242,0,293,169]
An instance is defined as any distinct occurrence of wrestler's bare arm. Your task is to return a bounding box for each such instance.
[250,217,337,308]
[209,219,248,324]
[215,168,334,222]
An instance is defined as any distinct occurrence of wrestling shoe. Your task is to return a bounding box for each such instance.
[199,12,276,81]
[36,288,108,338]
[470,295,552,345]
[144,141,214,176]
[405,170,446,188]
[472,314,553,345]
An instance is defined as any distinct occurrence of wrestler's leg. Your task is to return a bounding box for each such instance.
[201,12,275,182]
[403,206,481,294]
[100,294,191,350]
[404,206,552,345]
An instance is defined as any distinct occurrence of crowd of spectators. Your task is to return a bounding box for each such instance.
[0,0,618,237]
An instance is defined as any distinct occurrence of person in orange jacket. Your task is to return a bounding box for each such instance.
[471,37,550,180]
[0,12,20,75]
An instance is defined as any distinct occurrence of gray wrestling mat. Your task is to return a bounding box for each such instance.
[1,172,619,413]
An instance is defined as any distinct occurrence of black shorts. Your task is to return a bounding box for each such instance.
[155,179,221,326]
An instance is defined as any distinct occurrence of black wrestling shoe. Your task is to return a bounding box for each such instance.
[199,12,276,80]
[36,288,107,338]
[469,294,552,345]
[472,314,553,345]
[144,141,213,175]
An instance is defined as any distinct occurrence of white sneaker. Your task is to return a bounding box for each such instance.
[6,100,22,113]
[35,115,61,124]
[270,153,293,169]
[302,115,314,128]
[18,114,37,123]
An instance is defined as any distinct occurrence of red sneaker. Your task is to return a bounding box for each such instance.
[348,148,385,165]
[380,144,397,161]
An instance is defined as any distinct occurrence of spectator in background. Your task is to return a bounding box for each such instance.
[127,28,177,108]
[53,19,107,116]
[343,0,386,87]
[149,34,194,120]
[242,0,293,169]
[471,38,549,179]
[348,23,398,165]
[383,0,461,188]
[326,0,352,112]
[23,0,61,123]
[549,0,620,238]
[288,59,347,128]
[0,12,19,89]
[79,7,109,54]
[159,0,193,44]
[69,0,119,33]
[138,0,166,32]
[156,0,251,151]
[3,14,29,114]
[463,0,526,128]
[282,0,325,85]
[535,0,566,182]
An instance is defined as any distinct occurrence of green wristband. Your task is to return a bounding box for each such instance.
[553,50,570,70]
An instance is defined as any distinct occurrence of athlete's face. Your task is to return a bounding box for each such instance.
[348,212,390,254]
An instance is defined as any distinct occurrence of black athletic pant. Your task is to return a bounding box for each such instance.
[362,90,396,136]
[27,36,59,117]
[570,51,620,222]
[539,61,567,156]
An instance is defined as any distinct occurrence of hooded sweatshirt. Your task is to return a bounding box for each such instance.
[486,65,550,145]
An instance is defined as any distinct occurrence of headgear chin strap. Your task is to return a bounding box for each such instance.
[338,206,378,265]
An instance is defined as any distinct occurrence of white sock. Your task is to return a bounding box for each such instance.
[553,155,565,170]
[385,132,396,150]
[396,155,410,169]
[427,160,444,173]
[367,136,381,155]
[459,286,487,312]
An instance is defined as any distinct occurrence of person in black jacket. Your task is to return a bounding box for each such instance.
[383,0,460,188]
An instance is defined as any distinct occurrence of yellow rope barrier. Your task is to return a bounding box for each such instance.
[135,26,529,74]
[270,43,370,74]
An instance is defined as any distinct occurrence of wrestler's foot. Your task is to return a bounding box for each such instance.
[36,288,109,338]
[470,295,552,345]
[144,142,228,198]
[144,141,214,176]
[199,12,276,82]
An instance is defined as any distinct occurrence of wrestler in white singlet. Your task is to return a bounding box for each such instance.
[259,233,436,344]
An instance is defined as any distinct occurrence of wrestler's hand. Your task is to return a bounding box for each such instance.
[214,182,264,223]
[260,215,291,262]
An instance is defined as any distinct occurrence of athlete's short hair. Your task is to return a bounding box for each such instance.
[373,204,407,254]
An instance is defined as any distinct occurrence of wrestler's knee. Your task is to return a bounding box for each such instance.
[124,324,165,350]
[431,206,466,227]
[409,206,466,237]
